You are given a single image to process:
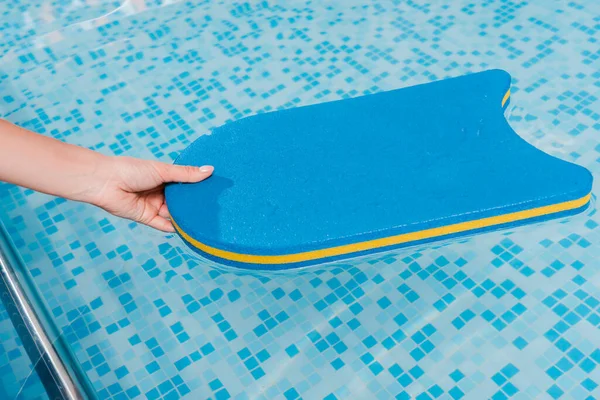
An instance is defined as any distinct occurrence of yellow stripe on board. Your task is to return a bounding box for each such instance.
[172,193,591,265]
[502,89,511,107]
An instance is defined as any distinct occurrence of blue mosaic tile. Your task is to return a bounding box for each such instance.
[1,0,600,398]
[0,298,48,399]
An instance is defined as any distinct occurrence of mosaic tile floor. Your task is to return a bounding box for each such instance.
[1,0,600,399]
[0,299,48,400]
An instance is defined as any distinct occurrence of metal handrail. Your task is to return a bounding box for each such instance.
[0,220,95,400]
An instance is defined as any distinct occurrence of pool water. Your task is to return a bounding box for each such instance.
[0,299,47,399]
[1,0,600,399]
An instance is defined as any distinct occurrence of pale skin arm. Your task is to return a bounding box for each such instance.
[0,119,213,232]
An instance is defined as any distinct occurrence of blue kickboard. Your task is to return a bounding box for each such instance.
[165,69,593,270]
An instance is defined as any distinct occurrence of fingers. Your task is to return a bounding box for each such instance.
[146,215,176,233]
[158,203,170,218]
[157,163,214,183]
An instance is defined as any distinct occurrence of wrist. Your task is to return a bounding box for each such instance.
[65,150,115,206]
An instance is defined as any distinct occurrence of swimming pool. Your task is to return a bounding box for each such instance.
[1,0,600,399]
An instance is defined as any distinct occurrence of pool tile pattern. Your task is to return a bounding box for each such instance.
[1,0,600,398]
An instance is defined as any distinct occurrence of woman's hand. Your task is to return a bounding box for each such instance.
[91,157,213,232]
[0,119,213,232]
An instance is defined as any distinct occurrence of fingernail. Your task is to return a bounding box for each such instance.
[199,165,214,173]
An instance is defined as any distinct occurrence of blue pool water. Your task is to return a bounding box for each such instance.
[1,0,600,399]
[0,299,47,399]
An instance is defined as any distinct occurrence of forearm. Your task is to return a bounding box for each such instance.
[0,119,109,203]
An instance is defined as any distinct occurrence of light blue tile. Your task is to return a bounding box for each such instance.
[1,0,600,398]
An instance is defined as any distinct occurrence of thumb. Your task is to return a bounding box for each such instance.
[158,163,214,183]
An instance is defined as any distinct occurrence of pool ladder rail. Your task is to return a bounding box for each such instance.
[0,221,96,400]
